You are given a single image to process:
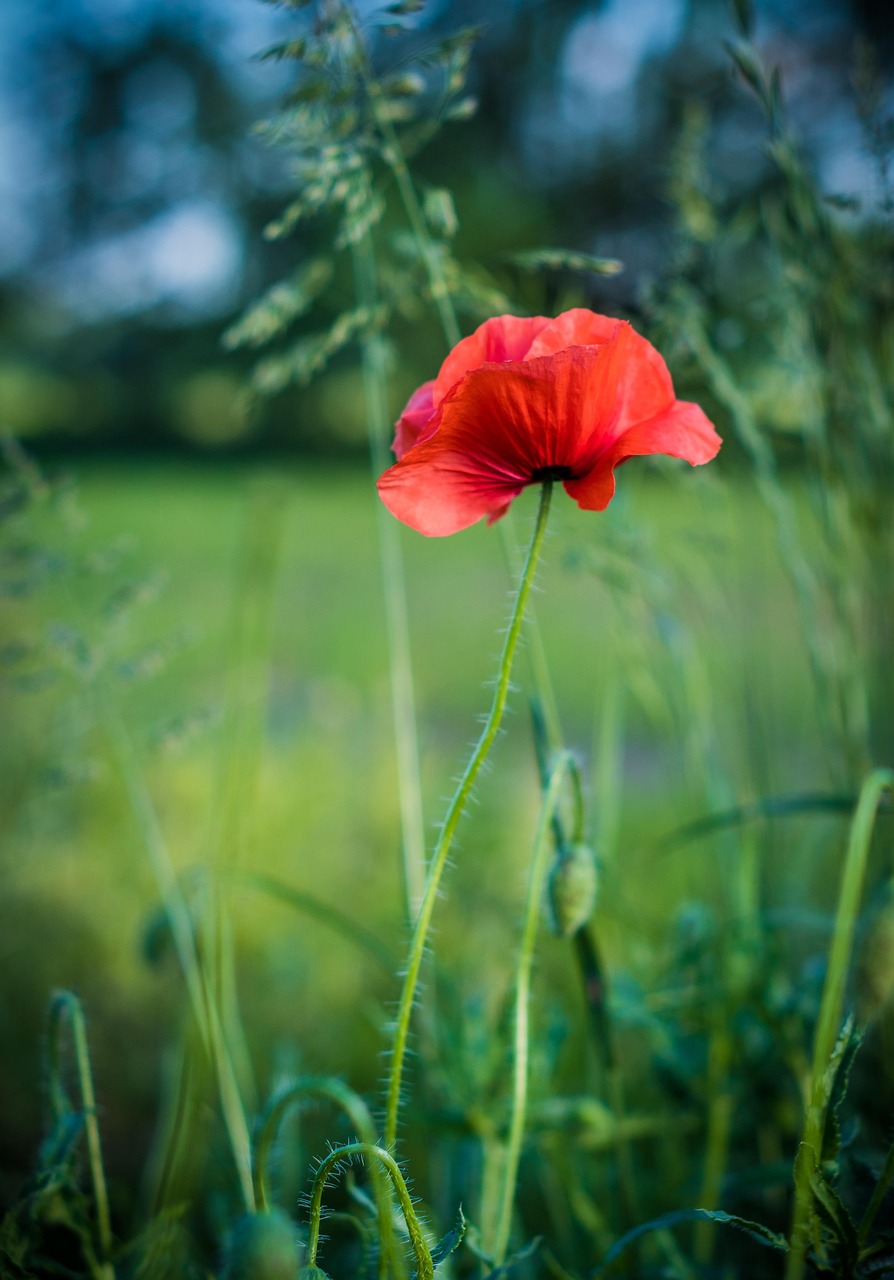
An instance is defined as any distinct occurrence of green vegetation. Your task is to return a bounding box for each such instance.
[2,0,893,1276]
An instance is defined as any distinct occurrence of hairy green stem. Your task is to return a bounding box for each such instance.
[306,1143,432,1280]
[492,752,572,1264]
[786,767,894,1279]
[254,1078,399,1279]
[48,992,114,1280]
[384,480,554,1150]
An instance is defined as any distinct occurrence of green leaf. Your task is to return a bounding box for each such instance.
[430,1207,466,1266]
[809,1170,859,1274]
[385,0,426,13]
[593,1209,787,1275]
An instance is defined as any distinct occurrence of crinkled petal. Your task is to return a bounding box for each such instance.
[564,400,722,512]
[393,381,436,459]
[377,445,528,536]
[433,314,552,405]
[529,310,676,439]
[377,343,622,535]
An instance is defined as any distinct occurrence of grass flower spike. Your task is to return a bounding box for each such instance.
[377,309,721,535]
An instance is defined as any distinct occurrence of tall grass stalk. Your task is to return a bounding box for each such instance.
[98,700,256,1212]
[786,767,894,1280]
[384,480,554,1150]
[490,751,573,1265]
[675,297,871,782]
[47,991,114,1280]
[205,480,289,1115]
[352,234,427,919]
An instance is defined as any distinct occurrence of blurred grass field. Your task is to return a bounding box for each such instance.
[1,455,858,1214]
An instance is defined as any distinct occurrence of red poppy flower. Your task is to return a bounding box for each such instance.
[377,308,721,536]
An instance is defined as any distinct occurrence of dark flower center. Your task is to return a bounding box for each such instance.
[531,465,574,482]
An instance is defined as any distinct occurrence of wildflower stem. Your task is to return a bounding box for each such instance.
[786,767,894,1280]
[47,992,115,1280]
[306,1142,433,1280]
[384,480,554,1151]
[492,751,573,1265]
[254,1077,400,1279]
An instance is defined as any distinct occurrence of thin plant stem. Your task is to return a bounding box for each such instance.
[48,992,114,1280]
[384,480,554,1150]
[693,1020,734,1264]
[786,767,894,1280]
[352,233,427,919]
[492,752,573,1265]
[99,701,256,1212]
[305,1142,433,1280]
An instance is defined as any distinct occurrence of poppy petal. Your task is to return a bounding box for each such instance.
[530,311,677,437]
[433,314,552,405]
[393,381,436,459]
[377,444,527,536]
[377,344,622,535]
[565,400,721,512]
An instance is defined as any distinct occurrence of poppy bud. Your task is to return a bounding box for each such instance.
[220,1210,302,1280]
[298,1270,332,1280]
[547,842,598,938]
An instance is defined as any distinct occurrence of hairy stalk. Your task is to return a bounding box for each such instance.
[352,234,427,919]
[254,1077,400,1279]
[384,480,554,1150]
[492,753,573,1264]
[47,992,114,1280]
[305,1142,433,1280]
[786,768,894,1280]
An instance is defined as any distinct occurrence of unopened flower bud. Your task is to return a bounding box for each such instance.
[547,842,598,938]
[221,1210,302,1280]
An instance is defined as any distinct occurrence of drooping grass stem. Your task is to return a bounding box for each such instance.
[491,752,572,1264]
[384,480,554,1150]
[786,767,894,1280]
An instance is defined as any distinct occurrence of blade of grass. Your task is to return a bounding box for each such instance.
[786,767,894,1280]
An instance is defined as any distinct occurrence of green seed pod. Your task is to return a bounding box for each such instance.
[547,842,598,938]
[220,1210,302,1280]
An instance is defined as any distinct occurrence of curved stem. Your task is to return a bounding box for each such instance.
[254,1077,399,1280]
[384,481,554,1150]
[492,752,572,1265]
[306,1142,432,1280]
[48,992,114,1280]
[787,767,894,1280]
